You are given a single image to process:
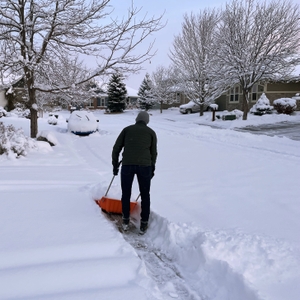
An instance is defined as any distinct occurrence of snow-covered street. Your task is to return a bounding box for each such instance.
[0,109,299,300]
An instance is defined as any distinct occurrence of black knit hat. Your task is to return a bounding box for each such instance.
[136,111,149,124]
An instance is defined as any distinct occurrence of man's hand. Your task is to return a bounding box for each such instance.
[113,161,122,176]
[113,165,119,176]
[151,165,155,178]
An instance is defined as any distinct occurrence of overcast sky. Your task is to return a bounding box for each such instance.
[102,0,227,90]
[100,0,299,90]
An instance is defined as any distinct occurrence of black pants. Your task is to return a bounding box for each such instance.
[121,165,152,222]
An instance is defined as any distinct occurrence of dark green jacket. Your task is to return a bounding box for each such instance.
[112,121,157,167]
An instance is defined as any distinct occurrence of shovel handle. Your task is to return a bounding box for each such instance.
[105,175,115,197]
[105,161,122,196]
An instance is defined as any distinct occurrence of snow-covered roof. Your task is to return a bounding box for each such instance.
[126,86,138,97]
[0,74,23,89]
[95,80,138,97]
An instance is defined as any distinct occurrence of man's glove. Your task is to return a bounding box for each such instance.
[151,165,155,178]
[113,164,119,176]
[113,167,119,176]
[113,161,122,176]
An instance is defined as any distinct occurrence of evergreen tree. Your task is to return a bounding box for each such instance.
[106,73,127,113]
[137,74,156,111]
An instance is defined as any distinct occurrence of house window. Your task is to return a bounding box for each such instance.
[96,97,107,107]
[251,84,264,102]
[230,86,239,102]
[251,85,257,102]
[88,99,94,106]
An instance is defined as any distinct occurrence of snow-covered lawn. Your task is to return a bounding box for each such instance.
[0,108,299,300]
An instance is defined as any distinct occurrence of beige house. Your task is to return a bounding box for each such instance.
[164,78,300,111]
[215,79,300,111]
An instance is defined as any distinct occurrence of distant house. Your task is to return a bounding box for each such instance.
[87,85,139,109]
[215,78,300,111]
[171,78,300,112]
[0,75,26,110]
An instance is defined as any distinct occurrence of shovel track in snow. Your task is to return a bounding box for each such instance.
[103,212,202,300]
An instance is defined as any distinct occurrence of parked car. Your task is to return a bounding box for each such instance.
[67,111,99,136]
[179,100,213,114]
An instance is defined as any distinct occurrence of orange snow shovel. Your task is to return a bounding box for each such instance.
[95,175,138,214]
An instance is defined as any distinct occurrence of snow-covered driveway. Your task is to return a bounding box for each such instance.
[235,120,300,140]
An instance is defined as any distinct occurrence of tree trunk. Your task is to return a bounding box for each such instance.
[160,101,163,113]
[242,91,249,121]
[30,105,38,138]
[26,74,38,138]
[200,103,204,116]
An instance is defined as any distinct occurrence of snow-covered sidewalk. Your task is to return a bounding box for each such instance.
[0,145,161,299]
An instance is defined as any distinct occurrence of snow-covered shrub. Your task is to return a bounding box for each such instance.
[250,93,273,115]
[0,106,8,118]
[273,98,297,114]
[10,103,31,118]
[0,122,36,158]
[48,115,58,125]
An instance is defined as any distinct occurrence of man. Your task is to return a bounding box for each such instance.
[112,111,157,234]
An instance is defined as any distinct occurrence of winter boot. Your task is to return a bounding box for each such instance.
[122,218,130,231]
[139,221,148,235]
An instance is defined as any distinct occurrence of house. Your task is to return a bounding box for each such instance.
[215,78,300,112]
[0,75,26,110]
[172,78,300,112]
[87,85,139,110]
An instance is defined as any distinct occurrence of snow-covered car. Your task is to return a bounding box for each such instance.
[67,111,99,136]
[179,100,212,114]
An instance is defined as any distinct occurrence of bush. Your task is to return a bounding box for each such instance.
[48,115,58,125]
[0,122,36,158]
[250,93,273,115]
[273,98,297,114]
[9,103,31,118]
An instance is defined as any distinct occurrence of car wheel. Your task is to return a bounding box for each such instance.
[187,109,192,114]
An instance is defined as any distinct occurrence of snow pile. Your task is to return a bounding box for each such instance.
[210,103,219,110]
[0,122,37,158]
[139,212,261,300]
[250,93,273,115]
[273,98,297,114]
[37,130,59,146]
[48,115,58,125]
[220,109,243,120]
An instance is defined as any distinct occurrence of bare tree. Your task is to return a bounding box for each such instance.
[216,0,300,120]
[36,55,96,109]
[0,0,164,137]
[151,65,178,113]
[169,9,225,116]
